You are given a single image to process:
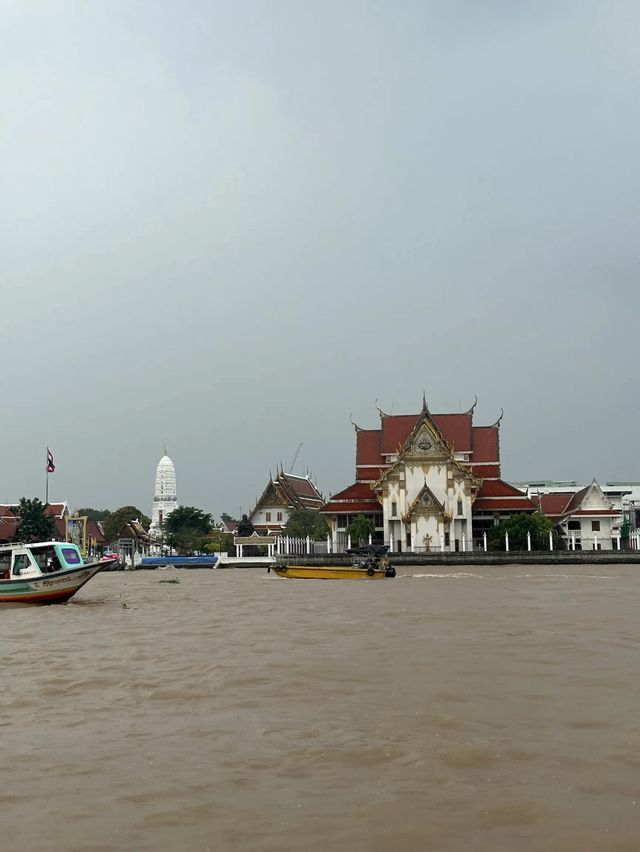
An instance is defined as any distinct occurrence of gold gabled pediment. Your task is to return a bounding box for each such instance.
[404,482,445,519]
[403,421,450,461]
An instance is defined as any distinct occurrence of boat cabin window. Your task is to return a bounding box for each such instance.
[13,554,34,575]
[0,553,10,579]
[31,547,58,573]
[60,547,82,566]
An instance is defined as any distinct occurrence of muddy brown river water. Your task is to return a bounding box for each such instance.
[2,565,640,851]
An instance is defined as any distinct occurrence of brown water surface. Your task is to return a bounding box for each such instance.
[3,565,640,851]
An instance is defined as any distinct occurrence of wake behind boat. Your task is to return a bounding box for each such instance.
[269,545,397,580]
[0,541,116,604]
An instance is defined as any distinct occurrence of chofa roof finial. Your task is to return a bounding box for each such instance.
[489,408,504,428]
[375,399,387,418]
[464,395,478,416]
[349,412,362,432]
[421,391,430,414]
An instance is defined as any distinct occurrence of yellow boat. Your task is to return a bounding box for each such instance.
[268,546,396,580]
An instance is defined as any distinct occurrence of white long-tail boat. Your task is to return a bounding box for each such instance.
[0,541,115,604]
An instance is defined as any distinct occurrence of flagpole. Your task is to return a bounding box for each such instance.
[45,447,49,505]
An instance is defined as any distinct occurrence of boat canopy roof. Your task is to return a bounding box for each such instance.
[346,545,389,557]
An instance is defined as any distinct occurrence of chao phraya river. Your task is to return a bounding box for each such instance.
[3,565,640,851]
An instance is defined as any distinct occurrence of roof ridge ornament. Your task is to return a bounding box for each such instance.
[464,395,478,416]
[489,408,504,428]
[349,413,362,432]
[421,391,430,415]
[375,399,387,418]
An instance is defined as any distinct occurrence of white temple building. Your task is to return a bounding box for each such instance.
[150,453,178,537]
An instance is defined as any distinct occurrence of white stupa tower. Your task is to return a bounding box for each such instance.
[150,451,178,536]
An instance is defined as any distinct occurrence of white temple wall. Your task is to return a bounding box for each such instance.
[251,505,289,526]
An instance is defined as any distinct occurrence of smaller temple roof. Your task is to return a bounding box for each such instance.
[321,481,381,515]
[531,480,620,521]
[473,479,536,513]
[251,471,324,517]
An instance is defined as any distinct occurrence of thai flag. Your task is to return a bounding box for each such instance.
[46,448,55,473]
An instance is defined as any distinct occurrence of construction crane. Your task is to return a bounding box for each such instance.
[289,442,303,473]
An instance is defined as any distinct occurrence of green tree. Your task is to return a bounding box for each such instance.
[347,514,374,546]
[165,506,213,555]
[220,512,237,525]
[74,508,112,522]
[487,512,560,551]
[103,506,151,543]
[621,517,630,543]
[202,530,235,554]
[14,498,56,542]
[283,508,329,539]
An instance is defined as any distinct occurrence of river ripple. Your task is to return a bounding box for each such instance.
[2,565,640,851]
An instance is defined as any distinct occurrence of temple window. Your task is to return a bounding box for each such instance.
[266,512,271,522]
[391,501,397,516]
[277,512,283,522]
[457,500,463,516]
[591,520,600,532]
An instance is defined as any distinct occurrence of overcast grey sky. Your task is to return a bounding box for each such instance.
[2,0,639,517]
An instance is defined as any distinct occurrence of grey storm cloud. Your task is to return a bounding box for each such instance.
[1,0,638,515]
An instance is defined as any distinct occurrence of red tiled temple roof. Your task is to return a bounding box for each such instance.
[571,509,619,516]
[323,500,381,514]
[431,413,472,452]
[532,493,573,518]
[325,404,519,517]
[356,430,384,465]
[476,480,528,498]
[474,479,536,512]
[326,482,376,501]
[277,473,324,506]
[321,481,381,515]
[380,415,419,454]
[471,426,499,463]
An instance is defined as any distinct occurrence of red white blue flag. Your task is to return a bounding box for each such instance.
[46,448,55,473]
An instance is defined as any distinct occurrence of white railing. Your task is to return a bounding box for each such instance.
[249,530,640,558]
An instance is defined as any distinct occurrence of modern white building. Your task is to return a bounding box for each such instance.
[149,453,178,537]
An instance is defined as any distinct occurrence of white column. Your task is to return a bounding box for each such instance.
[594,532,598,551]
[549,530,553,551]
[505,532,509,552]
[571,534,575,551]
[615,534,620,550]
[527,531,531,552]
[483,531,487,552]
[347,535,352,550]
[439,532,444,553]
[326,533,331,554]
[306,535,310,554]
[462,532,466,552]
